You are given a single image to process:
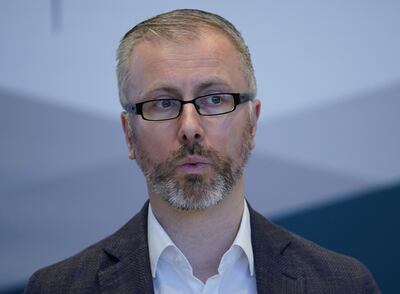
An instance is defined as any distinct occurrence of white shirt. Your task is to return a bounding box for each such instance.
[147,201,257,294]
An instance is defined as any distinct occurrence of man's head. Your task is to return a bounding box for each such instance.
[118,9,260,211]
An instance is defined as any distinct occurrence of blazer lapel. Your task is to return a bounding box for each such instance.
[249,204,305,294]
[98,202,154,294]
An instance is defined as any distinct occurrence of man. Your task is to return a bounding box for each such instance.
[25,9,380,293]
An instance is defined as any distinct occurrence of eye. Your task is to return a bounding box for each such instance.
[203,94,225,106]
[145,99,181,115]
[210,95,222,105]
[157,99,173,109]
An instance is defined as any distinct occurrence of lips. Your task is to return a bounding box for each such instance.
[177,155,212,166]
[176,155,212,173]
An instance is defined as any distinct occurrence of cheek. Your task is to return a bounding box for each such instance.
[206,118,238,153]
[135,124,176,160]
[212,114,251,156]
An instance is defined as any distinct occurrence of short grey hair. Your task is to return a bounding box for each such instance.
[116,9,257,107]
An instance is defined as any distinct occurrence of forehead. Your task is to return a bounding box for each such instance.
[126,30,247,100]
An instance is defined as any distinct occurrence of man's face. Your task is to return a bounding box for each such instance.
[121,29,260,211]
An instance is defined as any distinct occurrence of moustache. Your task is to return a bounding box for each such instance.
[171,143,218,161]
[154,143,221,177]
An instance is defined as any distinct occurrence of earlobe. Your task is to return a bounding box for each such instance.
[121,112,136,160]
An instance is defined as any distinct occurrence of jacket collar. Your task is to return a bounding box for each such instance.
[249,203,305,294]
[98,201,154,294]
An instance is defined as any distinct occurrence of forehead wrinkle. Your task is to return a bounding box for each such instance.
[145,56,222,73]
[129,57,228,100]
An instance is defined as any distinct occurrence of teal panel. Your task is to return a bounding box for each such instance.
[275,183,400,293]
[0,287,23,294]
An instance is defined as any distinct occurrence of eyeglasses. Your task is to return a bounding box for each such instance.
[123,93,253,121]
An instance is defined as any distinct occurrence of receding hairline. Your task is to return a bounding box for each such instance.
[121,9,241,42]
[124,25,244,68]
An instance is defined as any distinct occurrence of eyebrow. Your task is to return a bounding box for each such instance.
[140,77,232,101]
[193,78,232,93]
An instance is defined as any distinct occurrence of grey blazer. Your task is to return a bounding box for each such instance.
[25,202,380,293]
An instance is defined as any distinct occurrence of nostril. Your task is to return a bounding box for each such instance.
[180,132,201,144]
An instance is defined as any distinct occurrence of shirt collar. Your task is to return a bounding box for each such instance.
[147,204,174,278]
[147,200,255,278]
[232,200,255,276]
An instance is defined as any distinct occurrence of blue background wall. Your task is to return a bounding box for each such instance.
[1,1,399,292]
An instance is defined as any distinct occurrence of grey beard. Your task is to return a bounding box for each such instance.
[153,174,227,211]
[145,141,250,211]
[150,165,235,211]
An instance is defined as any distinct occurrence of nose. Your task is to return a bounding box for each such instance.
[177,103,204,145]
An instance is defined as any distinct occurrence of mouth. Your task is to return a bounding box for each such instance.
[176,156,212,173]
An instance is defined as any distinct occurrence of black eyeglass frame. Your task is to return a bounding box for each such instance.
[123,93,254,121]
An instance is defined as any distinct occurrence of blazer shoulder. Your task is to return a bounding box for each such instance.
[249,207,380,293]
[25,237,110,293]
[24,203,149,293]
[289,232,380,293]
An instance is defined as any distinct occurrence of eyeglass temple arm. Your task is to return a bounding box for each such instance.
[238,94,254,104]
[124,103,141,114]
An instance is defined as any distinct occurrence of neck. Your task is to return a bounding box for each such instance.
[149,177,245,283]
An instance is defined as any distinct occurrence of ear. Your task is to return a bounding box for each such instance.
[121,112,136,160]
[250,99,261,150]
